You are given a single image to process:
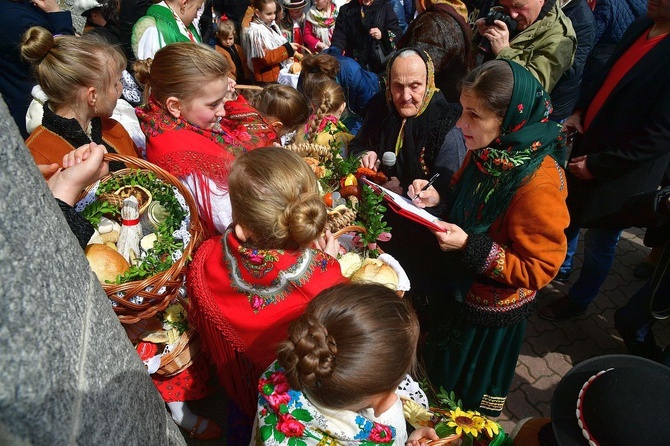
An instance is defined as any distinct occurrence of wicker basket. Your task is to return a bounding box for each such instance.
[155,329,201,377]
[284,142,333,161]
[78,153,205,325]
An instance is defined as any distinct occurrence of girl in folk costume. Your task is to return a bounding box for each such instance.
[278,0,307,47]
[297,79,353,155]
[304,0,338,52]
[187,147,345,444]
[132,0,204,60]
[219,83,310,150]
[252,283,437,445]
[215,17,252,83]
[244,0,300,83]
[135,42,259,237]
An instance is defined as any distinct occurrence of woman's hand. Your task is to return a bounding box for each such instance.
[408,179,440,208]
[406,427,440,446]
[369,27,382,40]
[432,220,468,251]
[38,163,60,178]
[567,155,594,180]
[312,230,340,258]
[48,143,109,205]
[31,0,61,13]
[382,177,403,195]
[360,151,380,170]
[563,110,584,136]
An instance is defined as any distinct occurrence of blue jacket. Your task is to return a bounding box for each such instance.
[593,0,646,45]
[0,0,74,138]
[332,53,380,116]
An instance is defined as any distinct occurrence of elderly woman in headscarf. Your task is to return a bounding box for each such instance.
[349,47,466,323]
[411,59,569,416]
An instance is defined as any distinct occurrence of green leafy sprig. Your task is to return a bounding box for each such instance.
[355,184,391,258]
[83,170,187,285]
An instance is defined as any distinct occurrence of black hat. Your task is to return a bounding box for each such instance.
[551,354,670,446]
[281,0,308,10]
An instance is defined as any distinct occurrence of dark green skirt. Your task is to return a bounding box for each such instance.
[423,319,527,417]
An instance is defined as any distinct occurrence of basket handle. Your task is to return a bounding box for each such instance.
[333,225,366,239]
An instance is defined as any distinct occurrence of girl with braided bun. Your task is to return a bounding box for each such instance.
[297,79,353,155]
[253,283,437,445]
[187,146,345,444]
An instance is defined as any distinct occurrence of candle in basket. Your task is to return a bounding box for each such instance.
[117,196,143,264]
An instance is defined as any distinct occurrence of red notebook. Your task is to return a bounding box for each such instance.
[361,178,444,232]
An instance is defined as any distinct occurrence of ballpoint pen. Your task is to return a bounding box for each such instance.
[412,172,440,201]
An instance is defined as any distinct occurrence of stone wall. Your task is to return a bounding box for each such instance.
[0,97,185,446]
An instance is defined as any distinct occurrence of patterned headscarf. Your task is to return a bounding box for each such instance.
[448,60,566,234]
[384,48,439,157]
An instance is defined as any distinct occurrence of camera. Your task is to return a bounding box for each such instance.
[478,6,518,54]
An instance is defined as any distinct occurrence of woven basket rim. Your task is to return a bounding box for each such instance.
[77,153,204,324]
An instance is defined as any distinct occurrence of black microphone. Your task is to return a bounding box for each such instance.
[381,152,396,178]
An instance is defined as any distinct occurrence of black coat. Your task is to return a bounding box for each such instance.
[331,0,402,73]
[567,16,670,229]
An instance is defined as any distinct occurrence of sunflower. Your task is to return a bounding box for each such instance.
[446,408,484,437]
[478,417,500,438]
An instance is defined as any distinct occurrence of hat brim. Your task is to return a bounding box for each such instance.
[283,2,308,9]
[551,354,670,446]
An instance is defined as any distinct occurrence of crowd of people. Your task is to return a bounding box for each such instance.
[2,0,670,444]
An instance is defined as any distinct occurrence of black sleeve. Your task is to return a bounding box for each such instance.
[57,199,95,250]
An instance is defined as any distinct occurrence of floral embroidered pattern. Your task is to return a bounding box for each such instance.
[238,245,281,278]
[482,242,505,278]
[473,140,544,177]
[255,362,397,445]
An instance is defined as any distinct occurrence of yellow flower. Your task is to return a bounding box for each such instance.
[164,303,184,324]
[478,416,499,438]
[402,399,434,429]
[446,408,484,437]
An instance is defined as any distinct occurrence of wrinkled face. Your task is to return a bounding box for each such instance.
[256,2,277,25]
[181,0,205,26]
[647,0,670,20]
[314,0,330,11]
[457,90,503,150]
[95,67,123,118]
[389,54,427,118]
[498,0,544,30]
[179,77,229,129]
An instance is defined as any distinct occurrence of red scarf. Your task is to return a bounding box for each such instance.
[221,94,279,148]
[136,97,248,236]
[187,231,346,416]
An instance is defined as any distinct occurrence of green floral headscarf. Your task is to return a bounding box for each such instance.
[448,60,566,234]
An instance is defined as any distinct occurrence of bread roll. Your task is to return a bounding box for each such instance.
[85,244,131,284]
[350,258,399,290]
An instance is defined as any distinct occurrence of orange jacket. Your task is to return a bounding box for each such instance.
[27,118,138,178]
[453,154,569,325]
[251,43,294,83]
[215,43,252,81]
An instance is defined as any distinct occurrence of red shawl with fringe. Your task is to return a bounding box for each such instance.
[187,230,346,417]
[136,96,248,236]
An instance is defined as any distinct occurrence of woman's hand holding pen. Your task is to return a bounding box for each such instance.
[432,220,468,251]
[408,178,440,208]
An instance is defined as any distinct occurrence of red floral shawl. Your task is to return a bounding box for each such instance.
[187,230,346,416]
[136,96,248,236]
[221,94,279,148]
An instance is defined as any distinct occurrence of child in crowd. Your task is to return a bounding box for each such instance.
[298,79,353,154]
[134,42,252,237]
[253,283,436,445]
[187,147,345,444]
[215,17,252,84]
[304,0,337,52]
[278,0,306,48]
[245,0,300,83]
[248,84,310,144]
